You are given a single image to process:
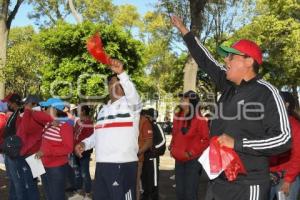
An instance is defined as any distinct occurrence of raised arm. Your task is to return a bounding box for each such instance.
[109,59,142,113]
[171,15,229,92]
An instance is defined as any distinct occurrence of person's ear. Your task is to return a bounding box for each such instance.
[245,57,254,69]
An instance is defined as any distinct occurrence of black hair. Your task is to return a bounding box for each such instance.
[280,91,300,121]
[147,108,158,121]
[252,60,260,74]
[177,91,201,132]
[81,105,91,116]
[9,94,22,106]
[56,109,68,118]
[140,109,147,116]
[107,74,119,84]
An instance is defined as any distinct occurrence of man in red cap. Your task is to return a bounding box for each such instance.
[171,16,291,200]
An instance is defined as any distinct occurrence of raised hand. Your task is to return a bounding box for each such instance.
[108,59,124,75]
[170,15,189,35]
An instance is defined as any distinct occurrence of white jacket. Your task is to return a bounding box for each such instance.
[83,72,142,163]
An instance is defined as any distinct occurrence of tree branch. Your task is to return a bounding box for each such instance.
[7,0,25,29]
[68,0,82,23]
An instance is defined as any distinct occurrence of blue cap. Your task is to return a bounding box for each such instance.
[39,98,65,111]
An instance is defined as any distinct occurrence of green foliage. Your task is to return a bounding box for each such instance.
[75,0,116,23]
[112,4,141,31]
[232,14,300,88]
[4,26,51,96]
[28,0,70,27]
[37,21,144,102]
[257,0,300,20]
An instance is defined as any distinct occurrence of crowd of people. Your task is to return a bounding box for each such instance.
[0,15,299,200]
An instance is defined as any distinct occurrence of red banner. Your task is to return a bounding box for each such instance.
[87,33,112,65]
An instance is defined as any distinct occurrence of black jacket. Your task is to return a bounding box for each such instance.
[144,122,166,160]
[183,32,291,182]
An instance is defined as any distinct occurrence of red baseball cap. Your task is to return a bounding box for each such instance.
[217,39,263,65]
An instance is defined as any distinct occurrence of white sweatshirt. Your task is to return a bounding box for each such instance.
[83,72,142,163]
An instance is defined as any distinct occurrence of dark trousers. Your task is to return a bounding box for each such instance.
[69,151,92,193]
[41,164,67,200]
[93,162,138,200]
[4,155,39,200]
[175,159,201,200]
[205,178,270,200]
[141,157,159,200]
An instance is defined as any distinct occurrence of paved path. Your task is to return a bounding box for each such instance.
[0,135,209,199]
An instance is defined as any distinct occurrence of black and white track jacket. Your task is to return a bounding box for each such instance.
[183,32,291,182]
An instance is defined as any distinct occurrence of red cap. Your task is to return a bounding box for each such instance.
[232,39,263,65]
[2,94,13,102]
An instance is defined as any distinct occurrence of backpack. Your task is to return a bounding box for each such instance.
[2,110,22,158]
[145,122,166,158]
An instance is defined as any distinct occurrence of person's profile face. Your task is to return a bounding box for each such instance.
[224,53,249,84]
[108,76,124,100]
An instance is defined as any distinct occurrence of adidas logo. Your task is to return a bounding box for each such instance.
[112,181,119,186]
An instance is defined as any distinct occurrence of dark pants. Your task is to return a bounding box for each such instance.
[4,155,39,200]
[205,178,270,200]
[41,164,68,200]
[175,159,201,200]
[70,151,92,193]
[93,162,138,200]
[141,157,159,200]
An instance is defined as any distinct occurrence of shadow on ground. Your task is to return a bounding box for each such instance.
[0,168,208,200]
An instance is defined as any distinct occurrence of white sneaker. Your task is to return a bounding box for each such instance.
[169,175,175,180]
[83,194,92,200]
[68,193,84,200]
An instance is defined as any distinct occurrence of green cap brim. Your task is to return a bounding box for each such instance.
[217,45,244,57]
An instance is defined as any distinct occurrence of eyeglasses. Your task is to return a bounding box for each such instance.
[226,53,250,61]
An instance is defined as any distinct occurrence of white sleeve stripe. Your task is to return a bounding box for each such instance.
[155,124,166,148]
[243,131,290,147]
[194,37,227,71]
[242,80,290,149]
[250,185,253,200]
[243,80,290,145]
[244,136,290,149]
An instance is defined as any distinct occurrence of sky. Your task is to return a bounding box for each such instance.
[11,1,158,28]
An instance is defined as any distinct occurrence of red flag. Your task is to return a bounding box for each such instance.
[87,33,112,65]
[209,136,246,181]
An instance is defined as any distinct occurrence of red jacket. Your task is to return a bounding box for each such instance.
[170,112,209,162]
[74,118,94,146]
[40,122,74,168]
[270,116,300,183]
[17,109,53,156]
[0,113,8,148]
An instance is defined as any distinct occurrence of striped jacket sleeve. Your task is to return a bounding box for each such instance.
[183,32,229,92]
[234,81,291,156]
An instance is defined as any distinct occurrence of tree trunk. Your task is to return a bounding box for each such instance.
[0,17,8,99]
[0,0,8,99]
[183,0,208,92]
[0,0,24,98]
[183,55,198,92]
